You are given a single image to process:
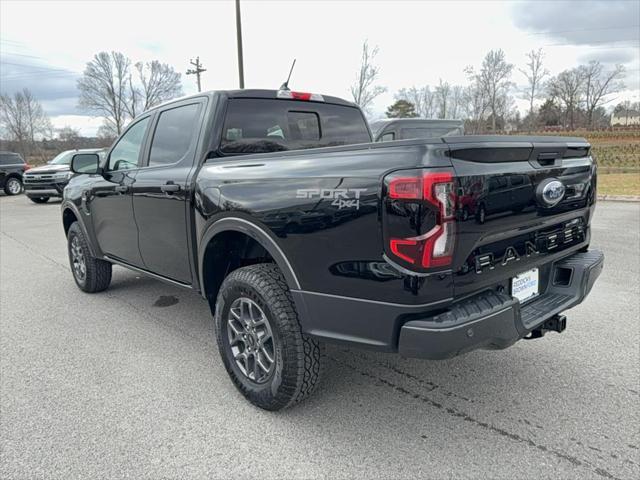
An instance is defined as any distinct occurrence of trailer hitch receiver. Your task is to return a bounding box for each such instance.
[525,314,567,340]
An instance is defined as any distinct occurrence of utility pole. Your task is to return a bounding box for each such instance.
[235,0,245,88]
[186,57,206,92]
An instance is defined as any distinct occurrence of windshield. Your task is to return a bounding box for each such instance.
[49,151,75,165]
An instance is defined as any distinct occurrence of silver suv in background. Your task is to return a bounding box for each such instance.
[371,118,464,142]
[24,149,105,203]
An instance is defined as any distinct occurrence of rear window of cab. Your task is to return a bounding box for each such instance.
[220,99,371,155]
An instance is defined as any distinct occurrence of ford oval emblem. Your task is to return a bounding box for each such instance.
[537,179,565,207]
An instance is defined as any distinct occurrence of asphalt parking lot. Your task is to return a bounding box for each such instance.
[1,194,638,480]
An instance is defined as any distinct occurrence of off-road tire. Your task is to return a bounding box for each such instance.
[29,196,49,204]
[214,263,323,411]
[4,177,22,195]
[67,222,112,293]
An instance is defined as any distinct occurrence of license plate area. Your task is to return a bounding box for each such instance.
[511,268,539,304]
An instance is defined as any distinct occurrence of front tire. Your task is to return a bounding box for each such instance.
[29,196,49,204]
[67,222,112,293]
[4,177,22,195]
[476,204,486,224]
[214,264,323,411]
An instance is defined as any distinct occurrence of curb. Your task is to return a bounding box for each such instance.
[597,195,640,202]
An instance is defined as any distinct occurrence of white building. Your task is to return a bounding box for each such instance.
[610,110,640,126]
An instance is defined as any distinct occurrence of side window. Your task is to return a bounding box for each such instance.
[148,103,201,166]
[108,117,150,171]
[0,154,22,165]
[381,132,395,142]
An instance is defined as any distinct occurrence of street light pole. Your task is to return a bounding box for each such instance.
[235,0,245,89]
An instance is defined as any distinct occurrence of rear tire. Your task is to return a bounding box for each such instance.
[214,264,323,411]
[4,177,22,195]
[67,222,112,293]
[29,196,49,204]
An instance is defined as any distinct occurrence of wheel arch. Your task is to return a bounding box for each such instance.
[62,207,78,235]
[199,217,301,307]
[4,174,23,191]
[61,202,98,257]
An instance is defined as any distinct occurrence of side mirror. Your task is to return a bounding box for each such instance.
[71,153,101,174]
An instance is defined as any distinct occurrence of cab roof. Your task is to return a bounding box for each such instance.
[146,89,360,113]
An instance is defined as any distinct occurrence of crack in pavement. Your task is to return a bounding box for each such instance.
[351,350,639,468]
[328,354,623,480]
[1,230,71,272]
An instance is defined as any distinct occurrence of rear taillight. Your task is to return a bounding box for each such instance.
[24,164,32,171]
[386,170,456,270]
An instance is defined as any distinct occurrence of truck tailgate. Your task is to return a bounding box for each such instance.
[444,136,596,298]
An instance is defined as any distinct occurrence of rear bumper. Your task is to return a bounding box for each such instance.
[293,249,603,359]
[398,249,604,359]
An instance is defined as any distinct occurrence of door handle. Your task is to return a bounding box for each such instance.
[160,183,181,193]
[115,185,129,193]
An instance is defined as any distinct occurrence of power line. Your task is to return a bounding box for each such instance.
[0,58,80,80]
[186,56,206,92]
[0,38,27,46]
[543,38,639,47]
[544,44,640,50]
[1,72,80,81]
[524,25,639,36]
[0,59,79,73]
[1,51,48,60]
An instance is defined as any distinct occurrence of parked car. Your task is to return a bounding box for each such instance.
[371,118,464,142]
[23,149,105,203]
[0,151,30,195]
[61,89,603,410]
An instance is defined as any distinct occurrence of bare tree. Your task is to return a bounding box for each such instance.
[395,86,435,118]
[581,61,625,129]
[350,41,386,114]
[78,51,183,135]
[423,87,436,118]
[547,68,584,130]
[97,122,118,145]
[0,88,52,159]
[78,52,131,135]
[462,75,488,134]
[435,79,451,119]
[58,126,82,150]
[477,49,514,132]
[449,85,464,120]
[126,61,183,118]
[520,48,549,131]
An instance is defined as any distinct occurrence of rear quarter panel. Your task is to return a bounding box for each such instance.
[195,141,454,305]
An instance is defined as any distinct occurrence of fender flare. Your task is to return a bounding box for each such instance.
[198,217,301,294]
[61,201,98,257]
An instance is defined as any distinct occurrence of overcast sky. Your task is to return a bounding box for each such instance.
[1,0,639,135]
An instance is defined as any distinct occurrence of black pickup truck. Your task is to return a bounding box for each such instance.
[61,89,603,410]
